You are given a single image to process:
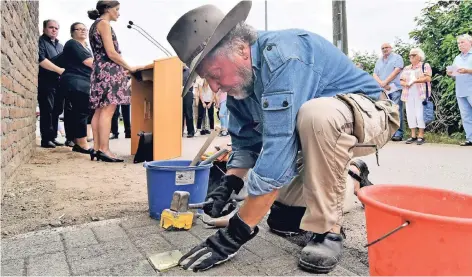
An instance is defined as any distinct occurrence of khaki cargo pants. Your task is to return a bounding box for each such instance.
[276,94,399,234]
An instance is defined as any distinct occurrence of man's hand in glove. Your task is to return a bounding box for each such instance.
[179,213,258,271]
[203,175,244,218]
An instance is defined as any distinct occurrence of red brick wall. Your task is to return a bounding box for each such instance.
[1,1,39,189]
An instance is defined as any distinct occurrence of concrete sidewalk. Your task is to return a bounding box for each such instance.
[1,212,368,276]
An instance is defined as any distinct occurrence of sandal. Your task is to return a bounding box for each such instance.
[348,159,373,196]
[405,137,417,144]
[460,141,472,146]
[417,138,425,145]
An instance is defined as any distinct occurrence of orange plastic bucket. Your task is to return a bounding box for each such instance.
[358,185,472,276]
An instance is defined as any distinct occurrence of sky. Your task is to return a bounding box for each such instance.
[39,0,430,67]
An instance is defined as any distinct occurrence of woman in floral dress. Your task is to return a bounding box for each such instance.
[87,0,137,162]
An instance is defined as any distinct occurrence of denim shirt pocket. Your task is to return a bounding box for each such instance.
[261,91,294,137]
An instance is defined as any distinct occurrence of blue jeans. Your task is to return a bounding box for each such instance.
[389,90,404,137]
[457,96,472,142]
[219,100,229,130]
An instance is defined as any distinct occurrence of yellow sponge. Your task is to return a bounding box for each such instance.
[160,209,194,231]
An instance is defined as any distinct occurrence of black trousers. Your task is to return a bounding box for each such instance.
[197,101,214,130]
[111,105,131,135]
[62,97,73,141]
[38,88,58,142]
[51,87,68,140]
[182,92,195,135]
[66,90,90,139]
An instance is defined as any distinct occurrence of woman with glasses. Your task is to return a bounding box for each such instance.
[59,22,94,154]
[399,48,432,145]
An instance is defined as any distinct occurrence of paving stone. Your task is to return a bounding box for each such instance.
[92,224,128,242]
[112,260,157,276]
[243,236,288,259]
[62,228,99,249]
[339,247,369,276]
[187,223,219,240]
[258,227,304,255]
[27,252,70,276]
[1,258,25,276]
[162,264,242,276]
[120,214,160,230]
[131,232,174,257]
[127,225,163,238]
[1,233,63,260]
[229,247,260,266]
[66,238,143,275]
[77,267,113,276]
[235,255,298,276]
[159,231,201,249]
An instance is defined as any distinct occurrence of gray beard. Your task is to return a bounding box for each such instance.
[232,64,254,100]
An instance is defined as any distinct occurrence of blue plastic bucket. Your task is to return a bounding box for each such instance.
[143,160,211,220]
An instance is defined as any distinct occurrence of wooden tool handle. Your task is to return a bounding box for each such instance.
[189,127,221,166]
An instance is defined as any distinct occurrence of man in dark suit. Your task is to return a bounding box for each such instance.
[38,19,65,148]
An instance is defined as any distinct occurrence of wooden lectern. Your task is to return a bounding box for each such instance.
[130,57,182,160]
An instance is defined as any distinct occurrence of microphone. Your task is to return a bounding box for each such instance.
[128,21,173,57]
[127,24,170,57]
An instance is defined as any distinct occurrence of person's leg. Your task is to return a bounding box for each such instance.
[208,102,215,130]
[121,105,131,137]
[197,100,204,130]
[38,90,55,147]
[416,93,426,143]
[110,106,120,138]
[63,95,74,145]
[87,109,95,141]
[51,88,65,145]
[294,97,357,273]
[457,96,472,142]
[405,93,417,143]
[183,92,195,136]
[91,108,102,151]
[389,90,404,140]
[73,92,91,149]
[98,104,117,156]
[219,101,229,135]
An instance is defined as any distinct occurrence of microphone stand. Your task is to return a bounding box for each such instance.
[127,25,170,57]
[127,21,173,57]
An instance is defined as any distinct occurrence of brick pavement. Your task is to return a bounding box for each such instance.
[1,213,367,276]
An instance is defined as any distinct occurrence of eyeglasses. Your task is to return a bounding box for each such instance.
[381,47,391,50]
[74,28,88,32]
[48,26,59,30]
[409,54,417,57]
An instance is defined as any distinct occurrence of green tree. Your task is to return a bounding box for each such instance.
[351,51,379,74]
[410,0,472,133]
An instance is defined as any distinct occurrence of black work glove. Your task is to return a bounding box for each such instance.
[203,175,244,218]
[179,213,259,272]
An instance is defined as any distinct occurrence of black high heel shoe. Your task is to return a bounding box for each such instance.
[90,149,98,161]
[72,144,93,155]
[96,151,124,163]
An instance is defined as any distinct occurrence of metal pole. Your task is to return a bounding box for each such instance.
[265,0,268,31]
[332,0,348,55]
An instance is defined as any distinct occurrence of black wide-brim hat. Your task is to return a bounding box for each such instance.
[167,1,252,97]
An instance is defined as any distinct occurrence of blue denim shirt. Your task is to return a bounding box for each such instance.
[374,53,404,90]
[226,29,382,196]
[453,49,472,97]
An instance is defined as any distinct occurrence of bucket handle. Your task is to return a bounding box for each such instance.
[365,221,410,247]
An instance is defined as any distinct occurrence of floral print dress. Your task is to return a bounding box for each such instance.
[89,18,130,109]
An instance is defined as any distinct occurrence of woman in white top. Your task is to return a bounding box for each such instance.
[194,77,215,135]
[399,48,432,145]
